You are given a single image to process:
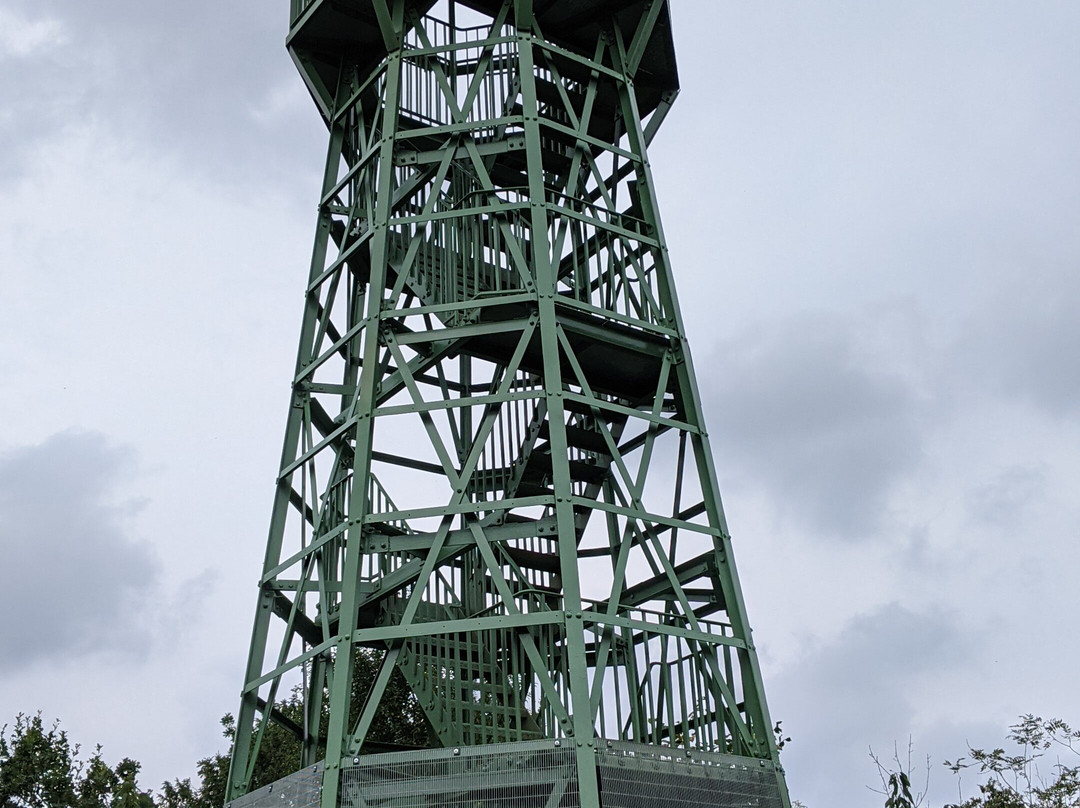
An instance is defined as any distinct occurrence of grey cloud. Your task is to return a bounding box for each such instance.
[0,0,319,187]
[0,430,159,672]
[965,465,1046,528]
[952,265,1080,418]
[0,8,84,183]
[701,313,923,539]
[770,604,979,808]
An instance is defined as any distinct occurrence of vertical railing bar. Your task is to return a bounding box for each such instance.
[643,636,656,744]
[662,638,676,747]
[689,638,703,749]
[676,646,690,749]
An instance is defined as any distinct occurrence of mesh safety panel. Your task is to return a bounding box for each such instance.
[227,761,323,808]
[226,742,782,808]
[597,743,784,808]
[340,741,578,808]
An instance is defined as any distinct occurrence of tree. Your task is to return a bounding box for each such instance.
[0,713,153,808]
[155,715,230,808]
[157,647,433,806]
[348,647,432,749]
[869,740,931,808]
[871,716,1080,808]
[945,715,1080,808]
[0,713,79,808]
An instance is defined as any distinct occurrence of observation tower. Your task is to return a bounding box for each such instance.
[227,2,792,806]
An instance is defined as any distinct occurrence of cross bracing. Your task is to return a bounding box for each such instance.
[228,2,791,807]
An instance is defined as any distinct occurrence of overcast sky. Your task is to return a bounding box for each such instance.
[1,2,1078,807]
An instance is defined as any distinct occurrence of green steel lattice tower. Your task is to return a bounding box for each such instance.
[228,2,791,807]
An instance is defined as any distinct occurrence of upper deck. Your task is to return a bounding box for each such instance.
[287,0,679,124]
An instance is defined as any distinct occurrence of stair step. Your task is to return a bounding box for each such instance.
[526,449,609,485]
[515,481,553,499]
[537,421,610,454]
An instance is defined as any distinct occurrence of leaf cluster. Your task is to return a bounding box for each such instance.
[0,713,154,808]
[944,715,1080,808]
[869,716,1080,808]
[1,648,435,808]
[869,740,930,808]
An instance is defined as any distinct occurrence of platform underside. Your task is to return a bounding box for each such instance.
[228,741,784,808]
[288,0,677,125]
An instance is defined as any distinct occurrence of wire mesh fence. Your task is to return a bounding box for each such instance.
[227,740,783,808]
[227,761,323,808]
[597,742,785,808]
[341,741,578,808]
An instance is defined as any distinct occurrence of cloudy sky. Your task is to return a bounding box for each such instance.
[1,2,1078,806]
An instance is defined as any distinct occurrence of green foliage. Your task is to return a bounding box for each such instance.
[243,699,304,792]
[156,715,232,808]
[0,713,154,808]
[223,646,432,796]
[885,772,918,808]
[870,740,930,808]
[110,760,155,808]
[870,716,1080,808]
[945,715,1080,808]
[773,721,792,753]
[348,648,432,750]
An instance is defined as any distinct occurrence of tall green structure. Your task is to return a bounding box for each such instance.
[228,2,791,806]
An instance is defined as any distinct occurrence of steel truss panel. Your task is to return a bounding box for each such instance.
[229,3,791,807]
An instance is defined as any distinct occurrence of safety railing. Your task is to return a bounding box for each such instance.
[390,182,530,317]
[582,604,737,754]
[548,189,665,326]
[289,0,315,25]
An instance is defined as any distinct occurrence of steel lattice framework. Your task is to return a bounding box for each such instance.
[228,2,791,807]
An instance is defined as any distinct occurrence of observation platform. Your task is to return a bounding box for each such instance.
[287,0,678,123]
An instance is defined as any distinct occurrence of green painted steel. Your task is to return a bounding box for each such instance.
[227,2,792,807]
